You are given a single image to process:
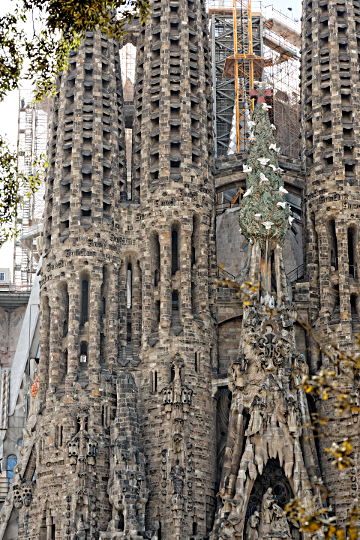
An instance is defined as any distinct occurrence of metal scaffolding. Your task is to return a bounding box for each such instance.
[210,4,263,156]
[262,8,300,158]
[13,90,51,287]
[210,1,300,158]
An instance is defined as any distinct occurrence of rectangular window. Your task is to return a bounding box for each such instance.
[0,273,4,281]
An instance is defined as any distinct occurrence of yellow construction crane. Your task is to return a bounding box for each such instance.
[222,0,264,152]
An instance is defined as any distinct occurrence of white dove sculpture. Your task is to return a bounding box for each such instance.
[259,173,270,185]
[277,202,286,209]
[257,158,270,166]
[255,214,262,220]
[262,221,274,230]
[279,186,288,194]
[269,143,280,153]
[243,164,253,173]
[261,103,272,110]
[289,216,294,224]
[243,187,253,198]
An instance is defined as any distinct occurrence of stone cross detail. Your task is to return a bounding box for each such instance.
[250,85,272,104]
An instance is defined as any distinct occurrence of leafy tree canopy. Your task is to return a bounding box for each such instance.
[0,0,150,246]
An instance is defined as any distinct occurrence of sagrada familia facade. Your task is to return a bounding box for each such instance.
[1,0,359,537]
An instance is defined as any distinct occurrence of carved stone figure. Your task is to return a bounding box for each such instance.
[245,395,266,437]
[170,460,184,495]
[261,488,275,525]
[72,514,89,540]
[245,511,260,540]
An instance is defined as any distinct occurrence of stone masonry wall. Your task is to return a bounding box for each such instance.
[301,0,360,521]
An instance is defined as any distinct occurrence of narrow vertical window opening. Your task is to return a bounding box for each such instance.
[119,510,125,531]
[80,342,87,363]
[100,333,105,362]
[195,352,199,373]
[191,215,200,267]
[127,263,132,308]
[81,279,89,326]
[191,281,195,314]
[55,425,63,448]
[172,291,179,311]
[155,300,160,326]
[51,524,56,540]
[348,227,356,277]
[64,349,68,376]
[153,233,161,286]
[102,404,110,427]
[127,322,132,344]
[63,284,69,337]
[171,229,179,275]
[329,219,338,269]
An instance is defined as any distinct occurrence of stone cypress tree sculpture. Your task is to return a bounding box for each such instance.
[239,84,290,257]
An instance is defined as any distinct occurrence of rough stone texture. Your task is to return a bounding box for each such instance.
[131,0,217,535]
[6,0,360,534]
[301,0,360,520]
[216,211,303,280]
[13,32,133,540]
[210,96,321,540]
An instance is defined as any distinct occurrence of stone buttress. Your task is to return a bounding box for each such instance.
[131,0,218,536]
[301,0,360,519]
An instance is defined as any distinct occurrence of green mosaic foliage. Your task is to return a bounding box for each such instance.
[239,101,290,248]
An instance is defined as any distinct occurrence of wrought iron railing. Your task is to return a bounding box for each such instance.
[217,267,236,280]
[286,264,305,283]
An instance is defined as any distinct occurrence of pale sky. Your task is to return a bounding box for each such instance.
[0,0,301,278]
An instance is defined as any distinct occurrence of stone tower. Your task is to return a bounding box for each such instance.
[132,0,218,535]
[301,0,360,519]
[15,32,144,539]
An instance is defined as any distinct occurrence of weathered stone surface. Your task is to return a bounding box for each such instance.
[2,0,358,537]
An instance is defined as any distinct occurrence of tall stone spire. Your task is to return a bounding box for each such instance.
[15,33,132,540]
[301,0,360,518]
[132,0,217,536]
[211,87,322,540]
